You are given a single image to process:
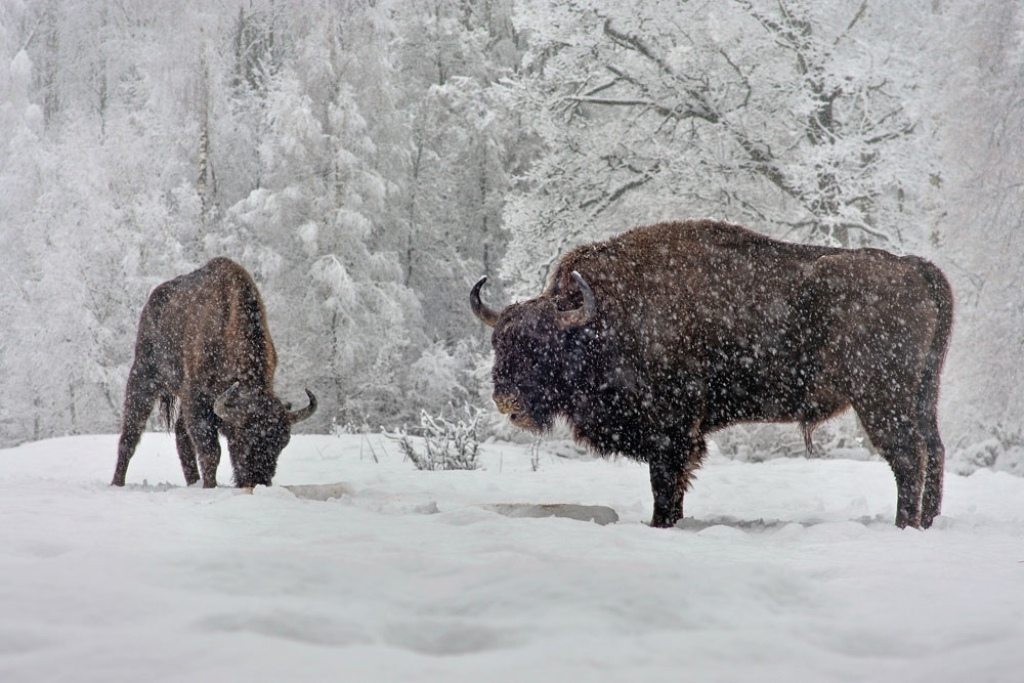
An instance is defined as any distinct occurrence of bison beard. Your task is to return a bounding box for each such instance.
[112,258,317,489]
[472,220,953,529]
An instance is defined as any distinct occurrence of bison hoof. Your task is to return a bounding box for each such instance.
[649,514,682,529]
[895,509,924,529]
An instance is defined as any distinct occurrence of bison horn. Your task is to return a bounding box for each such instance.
[470,276,500,328]
[213,381,242,420]
[558,271,597,329]
[288,388,318,424]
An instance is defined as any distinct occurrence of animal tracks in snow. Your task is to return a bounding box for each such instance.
[281,482,620,525]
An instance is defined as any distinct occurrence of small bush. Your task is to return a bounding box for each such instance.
[386,406,481,471]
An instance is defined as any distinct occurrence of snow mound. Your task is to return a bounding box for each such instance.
[481,502,619,525]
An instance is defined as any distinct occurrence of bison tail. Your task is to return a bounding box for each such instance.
[159,395,179,432]
[912,258,953,424]
[911,257,953,526]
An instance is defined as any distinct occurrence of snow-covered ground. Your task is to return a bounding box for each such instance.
[1,433,1022,683]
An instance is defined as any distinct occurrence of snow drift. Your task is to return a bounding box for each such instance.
[1,434,1023,682]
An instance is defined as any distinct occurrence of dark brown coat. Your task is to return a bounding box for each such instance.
[472,220,953,528]
[112,258,316,488]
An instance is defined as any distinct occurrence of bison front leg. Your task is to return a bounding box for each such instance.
[648,455,686,528]
[183,402,222,488]
[174,414,201,486]
[648,435,706,528]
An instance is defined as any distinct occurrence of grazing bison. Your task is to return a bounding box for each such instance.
[472,220,952,529]
[112,258,317,488]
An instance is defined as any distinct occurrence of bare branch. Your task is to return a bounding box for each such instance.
[582,77,622,98]
[19,13,45,53]
[865,120,916,145]
[836,219,896,245]
[564,95,682,120]
[566,96,661,108]
[602,18,679,79]
[580,172,655,217]
[602,19,720,123]
[840,1,870,44]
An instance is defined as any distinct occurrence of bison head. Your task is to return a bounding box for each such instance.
[471,273,597,432]
[213,382,317,487]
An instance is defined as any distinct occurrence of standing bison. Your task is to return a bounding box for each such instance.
[112,258,317,488]
[471,220,953,529]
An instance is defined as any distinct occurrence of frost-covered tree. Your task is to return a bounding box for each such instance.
[386,0,525,411]
[7,0,1007,463]
[936,0,1024,471]
[393,0,521,316]
[503,0,943,293]
[0,0,525,442]
[0,10,45,441]
[0,1,219,442]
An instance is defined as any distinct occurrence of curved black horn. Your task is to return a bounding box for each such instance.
[470,276,500,328]
[288,388,318,424]
[558,271,597,329]
[213,381,241,420]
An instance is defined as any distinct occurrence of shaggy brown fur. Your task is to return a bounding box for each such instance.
[112,258,316,488]
[473,220,953,528]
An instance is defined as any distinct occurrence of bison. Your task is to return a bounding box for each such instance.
[471,220,953,529]
[112,257,317,488]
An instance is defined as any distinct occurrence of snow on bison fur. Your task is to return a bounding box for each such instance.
[471,220,953,529]
[112,258,316,489]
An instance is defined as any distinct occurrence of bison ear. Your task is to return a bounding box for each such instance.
[557,271,597,330]
[288,388,318,424]
[470,276,500,328]
[213,381,242,420]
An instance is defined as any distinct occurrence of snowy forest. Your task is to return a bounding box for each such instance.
[1,0,1022,472]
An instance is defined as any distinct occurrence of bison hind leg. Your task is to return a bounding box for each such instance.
[113,368,160,486]
[918,408,945,528]
[856,406,927,529]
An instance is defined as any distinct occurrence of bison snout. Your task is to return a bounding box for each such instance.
[493,393,541,431]
[493,393,520,416]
